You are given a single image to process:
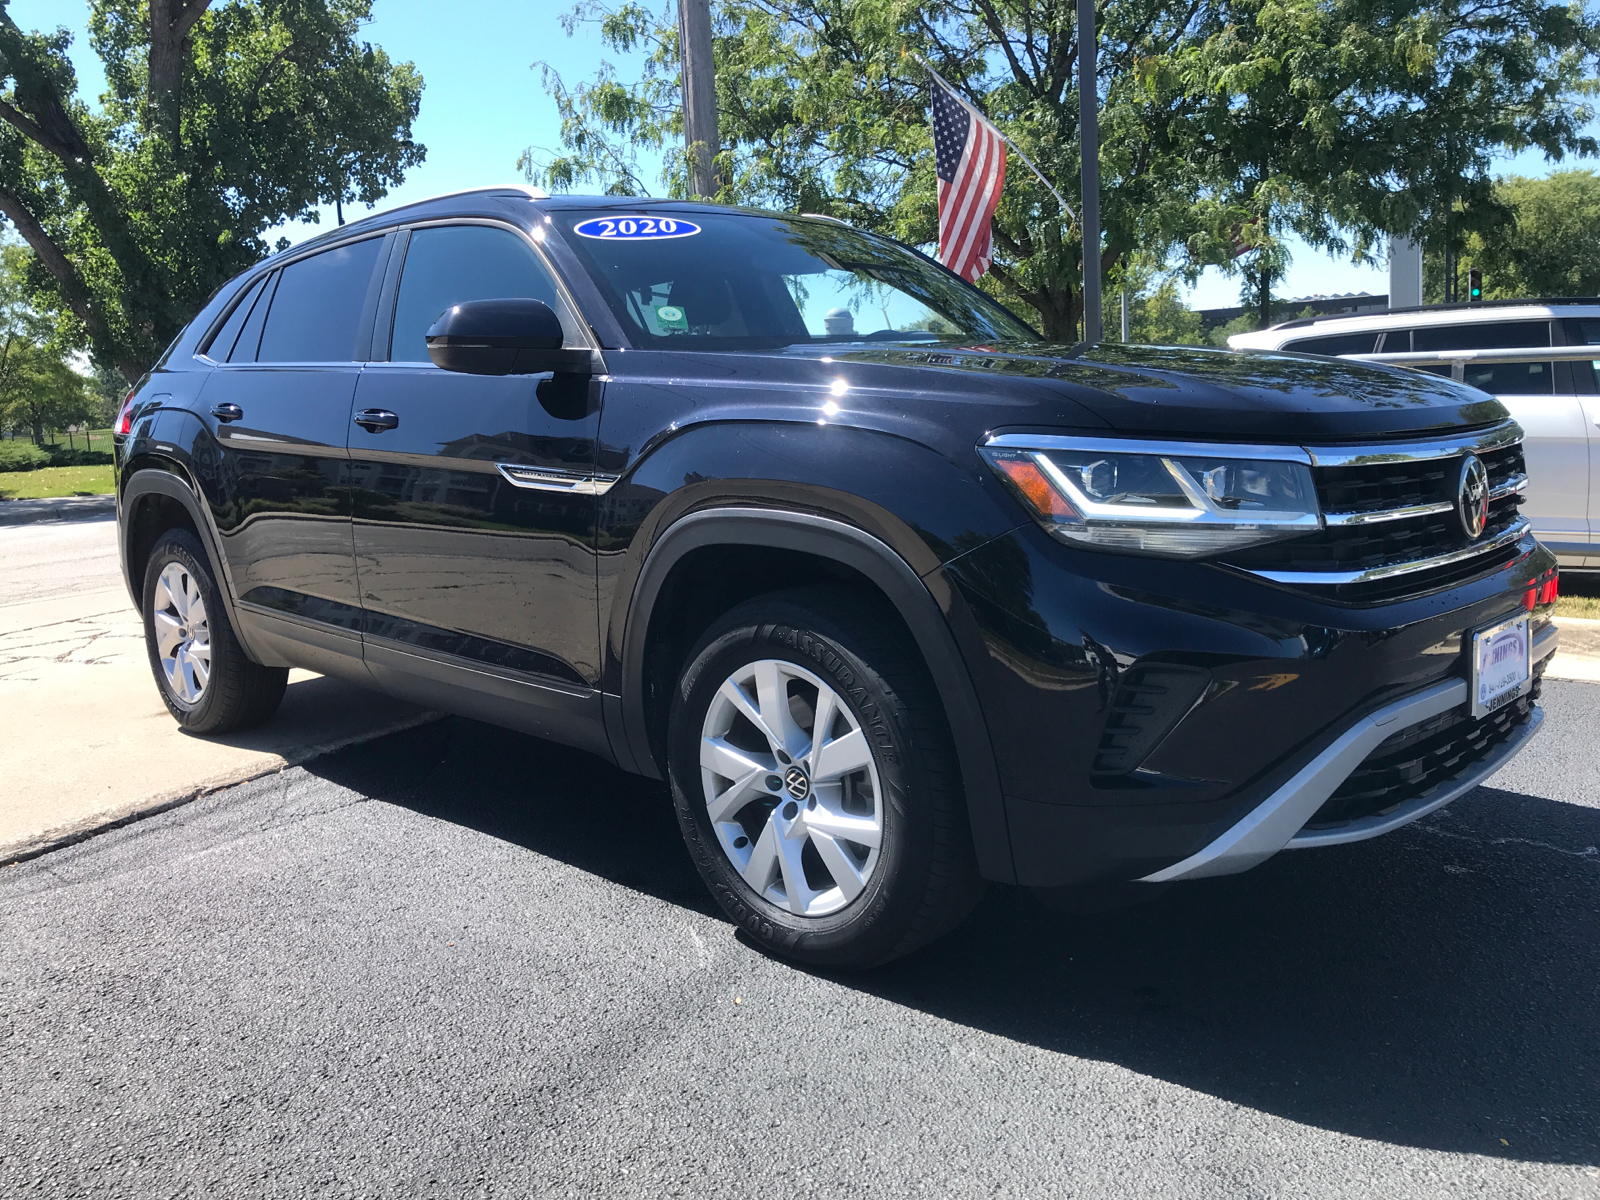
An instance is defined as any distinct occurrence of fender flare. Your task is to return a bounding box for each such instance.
[120,464,271,666]
[618,507,1015,884]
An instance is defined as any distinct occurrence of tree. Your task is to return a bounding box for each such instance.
[0,1,425,382]
[527,0,1600,341]
[526,0,1235,340]
[1425,170,1600,301]
[1184,0,1600,315]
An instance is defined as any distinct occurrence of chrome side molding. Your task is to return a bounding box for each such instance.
[496,463,620,495]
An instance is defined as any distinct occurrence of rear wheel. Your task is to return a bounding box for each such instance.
[141,529,287,733]
[668,587,983,968]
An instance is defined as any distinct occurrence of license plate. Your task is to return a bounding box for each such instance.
[1470,615,1532,719]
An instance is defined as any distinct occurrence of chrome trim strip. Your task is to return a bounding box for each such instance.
[1349,345,1600,367]
[495,463,620,495]
[1301,418,1521,468]
[1238,517,1530,585]
[984,433,1314,464]
[1491,471,1529,499]
[1322,472,1524,527]
[1324,500,1456,528]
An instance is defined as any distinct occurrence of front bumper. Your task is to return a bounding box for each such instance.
[1139,621,1555,882]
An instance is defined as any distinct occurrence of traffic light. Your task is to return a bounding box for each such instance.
[1468,268,1483,301]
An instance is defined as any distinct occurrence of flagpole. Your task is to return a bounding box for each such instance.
[913,56,1077,224]
[1077,0,1102,342]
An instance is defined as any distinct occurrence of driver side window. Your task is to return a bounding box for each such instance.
[387,225,579,362]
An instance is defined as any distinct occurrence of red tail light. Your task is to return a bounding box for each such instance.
[1541,573,1559,606]
[115,389,138,436]
[1525,569,1559,611]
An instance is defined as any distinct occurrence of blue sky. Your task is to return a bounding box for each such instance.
[14,0,1591,309]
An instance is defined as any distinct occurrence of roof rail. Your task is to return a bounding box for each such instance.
[1267,295,1600,333]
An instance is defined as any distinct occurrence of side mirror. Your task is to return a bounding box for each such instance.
[425,298,592,376]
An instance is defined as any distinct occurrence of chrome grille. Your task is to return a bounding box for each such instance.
[1225,418,1531,602]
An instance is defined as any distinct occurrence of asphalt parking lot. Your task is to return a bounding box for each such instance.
[2,681,1597,1198]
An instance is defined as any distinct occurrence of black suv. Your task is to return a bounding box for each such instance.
[114,187,1558,967]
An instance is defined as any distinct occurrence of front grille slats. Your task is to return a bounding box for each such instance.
[1225,422,1529,603]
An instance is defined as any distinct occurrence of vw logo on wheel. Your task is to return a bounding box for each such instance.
[782,765,812,802]
[1456,454,1490,540]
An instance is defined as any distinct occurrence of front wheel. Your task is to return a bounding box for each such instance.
[668,587,983,969]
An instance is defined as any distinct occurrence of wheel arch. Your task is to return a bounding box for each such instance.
[618,507,1016,883]
[120,461,273,666]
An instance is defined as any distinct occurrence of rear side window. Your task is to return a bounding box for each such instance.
[1461,361,1555,395]
[388,225,575,362]
[228,273,275,362]
[1410,321,1551,351]
[256,238,385,363]
[1280,331,1378,356]
[204,275,268,361]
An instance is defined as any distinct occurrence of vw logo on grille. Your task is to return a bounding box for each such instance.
[782,765,811,802]
[1457,454,1490,540]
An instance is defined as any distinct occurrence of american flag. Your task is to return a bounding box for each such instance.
[930,73,1007,282]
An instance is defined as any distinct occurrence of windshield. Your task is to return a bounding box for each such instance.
[554,209,1038,350]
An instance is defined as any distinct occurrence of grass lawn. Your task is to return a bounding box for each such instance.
[1556,572,1600,620]
[0,464,115,500]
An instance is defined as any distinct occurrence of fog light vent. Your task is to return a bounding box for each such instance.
[1092,664,1212,777]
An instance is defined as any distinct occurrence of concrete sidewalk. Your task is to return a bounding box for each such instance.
[0,520,434,865]
[0,494,116,526]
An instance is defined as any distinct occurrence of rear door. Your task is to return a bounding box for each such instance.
[346,221,609,751]
[202,235,390,662]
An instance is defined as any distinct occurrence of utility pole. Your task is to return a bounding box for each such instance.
[1077,0,1102,342]
[678,0,719,199]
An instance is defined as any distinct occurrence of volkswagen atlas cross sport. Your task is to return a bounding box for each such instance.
[1230,298,1600,571]
[114,186,1558,968]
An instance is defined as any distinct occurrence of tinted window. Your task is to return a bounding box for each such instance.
[1462,361,1555,395]
[1281,331,1378,356]
[256,238,385,363]
[228,272,276,362]
[389,225,574,362]
[557,209,1038,349]
[1565,318,1600,392]
[1411,321,1551,352]
[205,275,267,361]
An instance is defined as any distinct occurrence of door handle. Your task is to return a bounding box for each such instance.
[353,408,399,433]
[210,402,243,423]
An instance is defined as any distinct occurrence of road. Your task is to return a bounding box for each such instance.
[2,681,1596,1197]
[0,508,121,606]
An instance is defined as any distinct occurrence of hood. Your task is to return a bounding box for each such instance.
[827,342,1509,442]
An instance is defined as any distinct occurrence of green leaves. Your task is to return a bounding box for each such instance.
[0,0,424,378]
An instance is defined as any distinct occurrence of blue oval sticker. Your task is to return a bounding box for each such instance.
[573,215,701,241]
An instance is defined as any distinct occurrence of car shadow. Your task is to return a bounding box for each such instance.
[301,715,1600,1165]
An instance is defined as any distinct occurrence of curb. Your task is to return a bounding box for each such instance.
[0,494,116,526]
[0,708,441,868]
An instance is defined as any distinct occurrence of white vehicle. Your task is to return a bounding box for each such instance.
[1231,300,1600,569]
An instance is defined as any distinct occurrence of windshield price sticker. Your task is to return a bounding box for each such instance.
[574,216,701,241]
[1470,615,1531,719]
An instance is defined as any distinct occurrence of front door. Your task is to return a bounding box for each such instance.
[204,235,390,650]
[346,222,607,747]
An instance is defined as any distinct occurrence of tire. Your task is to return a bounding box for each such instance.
[141,528,287,734]
[667,586,984,969]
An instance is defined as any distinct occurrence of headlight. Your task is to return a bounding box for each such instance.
[980,435,1320,559]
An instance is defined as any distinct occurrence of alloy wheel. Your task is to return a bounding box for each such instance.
[699,658,884,917]
[152,562,211,705]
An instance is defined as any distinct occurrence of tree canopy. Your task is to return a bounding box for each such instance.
[1424,170,1600,301]
[527,0,1600,339]
[0,0,424,381]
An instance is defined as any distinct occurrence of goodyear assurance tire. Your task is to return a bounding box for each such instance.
[668,587,983,969]
[141,528,287,734]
